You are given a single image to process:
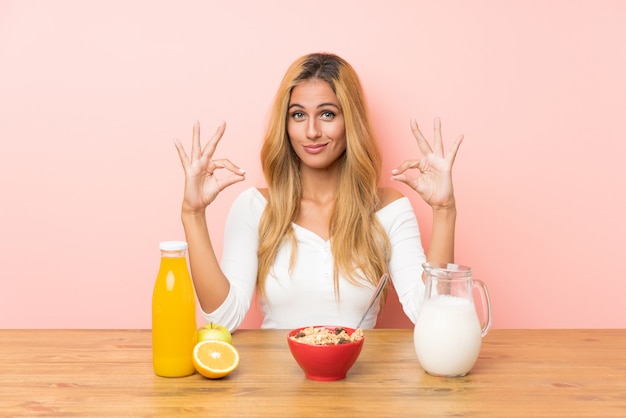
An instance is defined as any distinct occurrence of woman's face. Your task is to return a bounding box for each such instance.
[287,79,346,171]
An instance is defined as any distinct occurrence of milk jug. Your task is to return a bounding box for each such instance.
[413,262,492,377]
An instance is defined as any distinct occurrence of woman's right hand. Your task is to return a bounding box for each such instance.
[174,120,246,214]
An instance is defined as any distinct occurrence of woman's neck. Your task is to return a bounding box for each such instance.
[299,165,340,204]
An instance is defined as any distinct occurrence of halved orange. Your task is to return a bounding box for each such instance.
[192,340,240,379]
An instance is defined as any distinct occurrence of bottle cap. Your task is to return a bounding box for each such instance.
[159,241,188,251]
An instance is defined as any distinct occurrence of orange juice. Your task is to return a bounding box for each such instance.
[152,241,198,377]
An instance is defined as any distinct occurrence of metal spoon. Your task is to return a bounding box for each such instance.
[355,273,390,329]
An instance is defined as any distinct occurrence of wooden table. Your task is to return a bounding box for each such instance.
[0,329,625,417]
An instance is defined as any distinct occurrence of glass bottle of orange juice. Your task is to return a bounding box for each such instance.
[152,241,198,377]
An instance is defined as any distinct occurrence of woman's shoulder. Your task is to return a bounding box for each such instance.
[256,187,269,201]
[231,187,268,212]
[376,188,416,231]
[378,187,406,209]
[234,186,267,201]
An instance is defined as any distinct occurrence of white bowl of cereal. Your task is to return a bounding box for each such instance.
[287,326,365,381]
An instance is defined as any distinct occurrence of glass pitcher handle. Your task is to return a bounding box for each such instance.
[473,279,492,337]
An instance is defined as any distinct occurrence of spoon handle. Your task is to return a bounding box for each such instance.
[355,273,389,329]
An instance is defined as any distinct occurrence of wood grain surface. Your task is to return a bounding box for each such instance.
[1,329,624,417]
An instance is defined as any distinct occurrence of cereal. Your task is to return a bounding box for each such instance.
[290,326,364,345]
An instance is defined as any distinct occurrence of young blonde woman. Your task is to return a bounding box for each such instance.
[175,52,463,331]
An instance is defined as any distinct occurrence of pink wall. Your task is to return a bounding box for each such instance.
[1,1,625,329]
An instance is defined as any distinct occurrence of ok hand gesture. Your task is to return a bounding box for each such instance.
[391,117,463,210]
[174,121,246,214]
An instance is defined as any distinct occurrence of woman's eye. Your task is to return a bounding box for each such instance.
[321,111,335,119]
[291,111,305,120]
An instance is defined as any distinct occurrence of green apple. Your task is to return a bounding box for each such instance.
[198,322,232,344]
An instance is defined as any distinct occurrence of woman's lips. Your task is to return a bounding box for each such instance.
[303,144,328,154]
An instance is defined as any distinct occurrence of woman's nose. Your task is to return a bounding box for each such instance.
[306,119,322,139]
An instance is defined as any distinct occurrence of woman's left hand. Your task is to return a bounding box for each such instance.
[391,117,463,210]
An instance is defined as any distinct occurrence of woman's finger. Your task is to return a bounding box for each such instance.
[174,138,190,170]
[211,158,246,175]
[445,135,464,167]
[391,159,421,175]
[207,159,247,192]
[201,121,227,158]
[433,117,444,155]
[410,118,433,156]
[190,120,201,161]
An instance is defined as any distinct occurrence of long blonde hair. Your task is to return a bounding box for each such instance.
[258,52,390,300]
